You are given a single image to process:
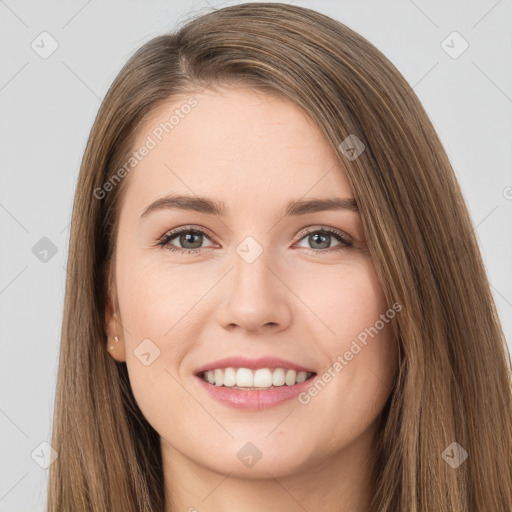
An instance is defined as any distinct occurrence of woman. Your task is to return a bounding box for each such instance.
[47,3,512,511]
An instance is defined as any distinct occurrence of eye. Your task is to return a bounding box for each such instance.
[157,226,215,254]
[157,225,353,255]
[294,227,353,254]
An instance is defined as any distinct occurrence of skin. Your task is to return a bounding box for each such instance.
[105,86,398,512]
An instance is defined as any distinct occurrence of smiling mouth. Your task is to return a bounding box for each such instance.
[198,367,317,390]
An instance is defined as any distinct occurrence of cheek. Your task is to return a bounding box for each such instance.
[297,258,390,345]
[117,249,204,340]
[296,260,397,417]
[118,247,215,326]
[116,259,198,418]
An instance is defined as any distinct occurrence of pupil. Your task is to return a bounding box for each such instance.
[311,232,329,249]
[181,232,202,249]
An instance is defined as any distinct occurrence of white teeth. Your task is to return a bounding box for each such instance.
[296,371,307,383]
[214,369,223,387]
[223,367,237,387]
[285,369,297,386]
[201,367,314,388]
[253,368,273,387]
[236,368,253,387]
[272,368,285,386]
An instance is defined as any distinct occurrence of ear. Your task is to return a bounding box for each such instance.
[103,261,127,362]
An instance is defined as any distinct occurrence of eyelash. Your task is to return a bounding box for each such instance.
[157,225,353,255]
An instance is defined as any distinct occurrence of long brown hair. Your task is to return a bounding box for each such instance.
[48,3,512,511]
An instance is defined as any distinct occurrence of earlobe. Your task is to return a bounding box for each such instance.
[106,310,127,362]
[104,281,127,362]
[107,330,127,362]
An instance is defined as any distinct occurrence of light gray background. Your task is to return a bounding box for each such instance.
[1,0,511,510]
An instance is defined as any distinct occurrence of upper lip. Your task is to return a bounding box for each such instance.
[195,356,316,375]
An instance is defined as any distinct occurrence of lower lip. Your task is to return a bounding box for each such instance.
[194,374,317,410]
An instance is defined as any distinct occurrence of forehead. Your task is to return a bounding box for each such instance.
[121,86,353,216]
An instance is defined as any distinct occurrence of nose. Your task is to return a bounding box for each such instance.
[216,250,293,335]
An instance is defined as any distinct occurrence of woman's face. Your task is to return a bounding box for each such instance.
[107,86,398,479]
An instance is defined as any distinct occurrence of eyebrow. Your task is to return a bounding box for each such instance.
[139,194,358,219]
